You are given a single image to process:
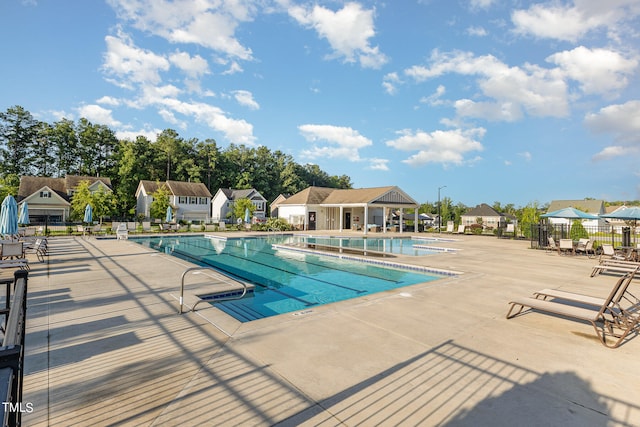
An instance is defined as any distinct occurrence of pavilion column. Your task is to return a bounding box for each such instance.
[364,204,369,235]
[414,210,418,232]
[339,206,344,232]
[399,209,404,234]
[382,206,387,234]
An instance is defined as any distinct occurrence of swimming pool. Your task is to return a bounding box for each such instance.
[134,235,447,322]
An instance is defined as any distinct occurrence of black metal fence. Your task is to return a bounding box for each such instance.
[530,223,637,250]
[0,270,29,427]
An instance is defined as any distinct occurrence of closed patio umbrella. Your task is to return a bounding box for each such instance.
[541,207,599,219]
[166,206,173,223]
[18,202,29,225]
[0,195,18,237]
[84,204,93,224]
[244,207,250,224]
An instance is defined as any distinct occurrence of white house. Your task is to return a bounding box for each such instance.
[276,186,419,234]
[211,188,268,223]
[545,199,606,228]
[461,203,507,230]
[17,175,112,224]
[135,180,212,222]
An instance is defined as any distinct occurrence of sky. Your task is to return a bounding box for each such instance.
[2,0,640,208]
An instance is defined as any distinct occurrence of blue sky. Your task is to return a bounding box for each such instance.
[2,0,640,207]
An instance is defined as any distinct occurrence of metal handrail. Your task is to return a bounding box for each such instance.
[178,267,248,314]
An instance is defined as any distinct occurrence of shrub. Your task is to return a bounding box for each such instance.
[570,220,589,240]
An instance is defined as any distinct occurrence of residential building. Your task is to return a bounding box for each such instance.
[136,180,212,223]
[461,203,506,230]
[17,175,112,224]
[211,188,268,223]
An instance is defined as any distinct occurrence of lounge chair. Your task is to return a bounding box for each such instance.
[506,270,640,348]
[456,224,466,234]
[24,238,46,262]
[445,223,454,233]
[534,273,639,314]
[505,223,515,237]
[546,237,558,253]
[116,223,128,240]
[591,258,640,277]
[142,221,152,233]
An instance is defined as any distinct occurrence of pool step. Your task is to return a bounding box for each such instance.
[217,301,265,322]
[199,288,255,301]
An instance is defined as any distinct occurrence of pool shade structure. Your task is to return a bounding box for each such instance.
[0,195,18,237]
[18,202,29,225]
[601,207,640,222]
[541,207,599,220]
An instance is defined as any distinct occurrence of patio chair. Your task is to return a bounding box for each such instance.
[558,239,575,255]
[445,223,454,233]
[601,244,627,261]
[456,224,466,234]
[116,223,128,240]
[575,239,595,258]
[142,221,152,233]
[0,243,29,270]
[506,269,640,348]
[546,237,558,253]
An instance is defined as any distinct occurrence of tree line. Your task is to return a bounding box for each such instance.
[0,105,352,218]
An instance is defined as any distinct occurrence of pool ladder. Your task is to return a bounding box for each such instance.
[178,267,249,314]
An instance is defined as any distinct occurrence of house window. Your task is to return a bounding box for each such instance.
[189,197,197,204]
[199,197,208,205]
[178,196,186,204]
[40,191,51,198]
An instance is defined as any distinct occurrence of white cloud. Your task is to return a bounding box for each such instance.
[116,127,163,142]
[405,50,569,121]
[77,104,122,127]
[232,90,260,110]
[469,0,496,10]
[107,0,255,60]
[299,124,372,161]
[288,2,388,69]
[96,96,121,106]
[511,0,640,42]
[546,46,638,96]
[368,158,389,171]
[420,85,447,106]
[585,100,640,159]
[518,151,532,161]
[169,51,210,79]
[466,26,487,37]
[103,30,170,88]
[385,127,485,166]
[383,72,402,95]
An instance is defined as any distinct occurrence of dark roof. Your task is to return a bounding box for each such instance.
[219,188,266,201]
[18,175,112,202]
[139,180,212,197]
[464,203,502,217]
[547,199,605,214]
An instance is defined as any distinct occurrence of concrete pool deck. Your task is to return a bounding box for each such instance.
[20,232,640,426]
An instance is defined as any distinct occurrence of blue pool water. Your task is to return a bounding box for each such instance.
[134,235,444,322]
[291,235,442,256]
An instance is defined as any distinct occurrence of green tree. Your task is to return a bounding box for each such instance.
[569,220,589,240]
[0,105,37,176]
[149,184,171,221]
[233,198,255,223]
[70,180,93,221]
[519,201,541,239]
[49,118,79,176]
[91,186,117,223]
[31,122,57,176]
